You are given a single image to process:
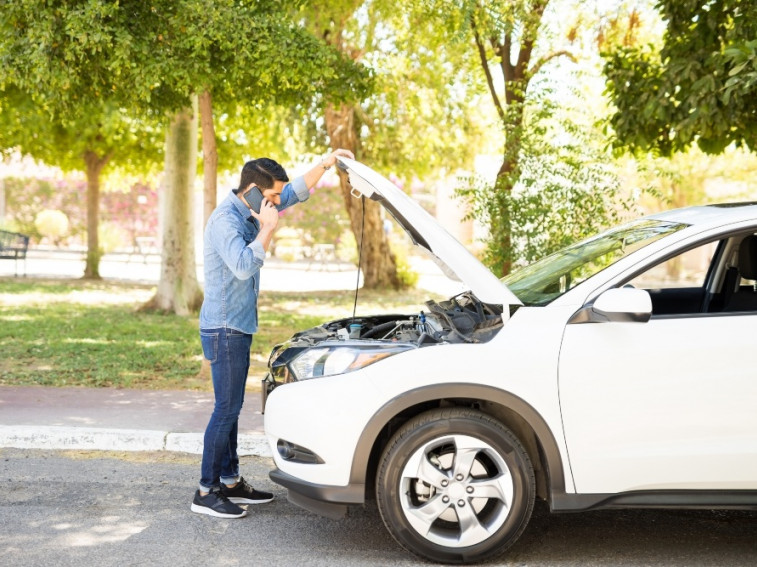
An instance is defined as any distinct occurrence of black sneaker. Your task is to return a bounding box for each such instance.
[221,476,274,504]
[191,487,247,518]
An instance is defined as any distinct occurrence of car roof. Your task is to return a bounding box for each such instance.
[647,202,757,229]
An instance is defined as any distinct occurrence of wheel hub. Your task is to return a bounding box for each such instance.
[399,434,514,548]
[446,481,467,501]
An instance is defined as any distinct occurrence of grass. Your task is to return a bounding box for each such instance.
[0,277,440,391]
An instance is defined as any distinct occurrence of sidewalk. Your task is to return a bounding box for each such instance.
[0,385,270,457]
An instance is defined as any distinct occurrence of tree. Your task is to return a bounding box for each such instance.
[138,0,367,312]
[416,0,594,275]
[150,99,200,314]
[2,0,367,313]
[0,4,164,278]
[296,0,398,289]
[604,0,757,156]
[0,89,162,278]
[297,0,492,288]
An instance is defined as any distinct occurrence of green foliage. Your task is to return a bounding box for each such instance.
[604,0,757,155]
[291,0,490,181]
[459,89,636,271]
[353,0,492,178]
[619,144,757,213]
[0,0,369,170]
[390,241,419,288]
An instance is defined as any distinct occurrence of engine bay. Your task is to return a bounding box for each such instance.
[285,292,505,347]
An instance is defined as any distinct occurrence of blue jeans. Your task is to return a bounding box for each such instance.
[199,327,252,490]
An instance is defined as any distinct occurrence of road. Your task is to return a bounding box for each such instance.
[1,449,755,567]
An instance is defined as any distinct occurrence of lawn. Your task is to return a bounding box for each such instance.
[0,277,439,391]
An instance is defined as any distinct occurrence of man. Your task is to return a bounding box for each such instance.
[191,148,354,518]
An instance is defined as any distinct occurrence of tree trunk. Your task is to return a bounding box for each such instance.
[143,98,203,315]
[82,150,110,279]
[324,103,400,289]
[199,89,218,228]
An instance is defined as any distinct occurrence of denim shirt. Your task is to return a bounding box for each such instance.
[199,176,310,334]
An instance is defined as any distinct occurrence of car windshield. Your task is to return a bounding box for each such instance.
[501,219,688,306]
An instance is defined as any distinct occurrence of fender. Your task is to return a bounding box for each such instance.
[348,382,567,497]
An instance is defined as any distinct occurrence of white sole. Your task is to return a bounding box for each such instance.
[190,503,247,518]
[228,496,274,504]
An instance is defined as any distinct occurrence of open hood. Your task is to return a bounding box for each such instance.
[338,158,522,307]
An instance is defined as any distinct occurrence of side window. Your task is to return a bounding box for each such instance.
[627,241,719,290]
[625,241,720,316]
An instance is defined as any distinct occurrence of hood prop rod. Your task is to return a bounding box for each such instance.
[352,195,365,323]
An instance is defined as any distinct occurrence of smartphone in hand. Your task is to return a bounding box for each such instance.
[243,186,264,214]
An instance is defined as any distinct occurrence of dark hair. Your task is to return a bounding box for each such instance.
[235,158,289,193]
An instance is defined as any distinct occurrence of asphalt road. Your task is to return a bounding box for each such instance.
[1,449,755,567]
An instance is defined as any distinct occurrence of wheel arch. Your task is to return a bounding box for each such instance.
[350,383,566,503]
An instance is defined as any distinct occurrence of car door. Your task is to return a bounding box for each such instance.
[558,238,757,494]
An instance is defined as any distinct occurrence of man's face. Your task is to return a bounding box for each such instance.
[262,181,285,206]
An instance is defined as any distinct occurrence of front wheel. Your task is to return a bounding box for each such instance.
[376,408,535,564]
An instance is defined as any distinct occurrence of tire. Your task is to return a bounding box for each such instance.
[376,408,535,564]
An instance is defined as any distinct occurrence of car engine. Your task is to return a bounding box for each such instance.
[283,292,504,347]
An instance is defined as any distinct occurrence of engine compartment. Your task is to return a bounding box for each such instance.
[285,292,505,347]
[262,293,508,408]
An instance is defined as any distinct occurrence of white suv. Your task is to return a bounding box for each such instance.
[263,159,757,564]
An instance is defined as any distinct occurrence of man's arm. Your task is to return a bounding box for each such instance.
[301,148,355,191]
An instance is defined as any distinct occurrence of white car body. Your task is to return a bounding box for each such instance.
[263,159,757,563]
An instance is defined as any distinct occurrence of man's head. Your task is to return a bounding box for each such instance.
[235,158,289,206]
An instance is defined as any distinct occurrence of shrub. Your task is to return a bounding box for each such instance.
[98,221,131,254]
[392,242,419,289]
[34,209,69,245]
[336,229,357,264]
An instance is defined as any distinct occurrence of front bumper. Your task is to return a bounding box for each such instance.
[269,468,365,520]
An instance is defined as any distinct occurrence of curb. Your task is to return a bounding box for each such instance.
[0,426,271,457]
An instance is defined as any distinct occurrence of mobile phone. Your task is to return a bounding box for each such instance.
[243,186,264,214]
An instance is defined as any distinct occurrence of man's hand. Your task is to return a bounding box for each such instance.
[249,199,278,252]
[321,148,355,170]
[249,199,279,230]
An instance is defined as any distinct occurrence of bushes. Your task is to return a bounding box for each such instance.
[34,209,69,245]
[2,176,158,247]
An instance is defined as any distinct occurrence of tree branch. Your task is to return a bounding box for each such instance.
[471,13,505,124]
[528,49,578,78]
[502,33,514,80]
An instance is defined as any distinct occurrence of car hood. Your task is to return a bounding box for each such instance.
[337,158,522,307]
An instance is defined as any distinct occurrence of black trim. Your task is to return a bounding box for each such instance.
[347,383,566,495]
[568,305,651,324]
[552,490,757,512]
[268,468,364,519]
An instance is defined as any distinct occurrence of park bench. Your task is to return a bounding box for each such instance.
[0,230,30,276]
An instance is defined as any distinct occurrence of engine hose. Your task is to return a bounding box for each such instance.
[362,320,402,339]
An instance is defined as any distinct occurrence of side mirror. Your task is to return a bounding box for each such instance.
[592,287,652,323]
[569,287,653,324]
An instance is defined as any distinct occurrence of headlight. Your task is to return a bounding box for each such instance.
[289,344,413,380]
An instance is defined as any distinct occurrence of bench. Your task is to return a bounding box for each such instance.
[0,230,30,276]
